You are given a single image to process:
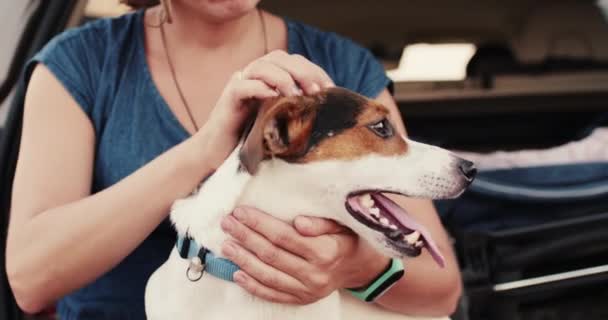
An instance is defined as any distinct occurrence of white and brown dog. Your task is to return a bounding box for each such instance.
[145,87,476,320]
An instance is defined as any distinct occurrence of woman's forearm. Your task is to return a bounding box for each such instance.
[375,252,462,317]
[374,197,462,317]
[6,132,217,313]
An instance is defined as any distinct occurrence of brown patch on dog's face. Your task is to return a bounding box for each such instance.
[239,87,408,174]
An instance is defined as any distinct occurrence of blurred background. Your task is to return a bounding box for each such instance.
[1,1,608,319]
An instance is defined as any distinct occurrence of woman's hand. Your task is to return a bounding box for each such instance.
[220,207,390,304]
[196,51,334,165]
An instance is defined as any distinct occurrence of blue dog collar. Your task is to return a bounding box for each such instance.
[176,235,240,282]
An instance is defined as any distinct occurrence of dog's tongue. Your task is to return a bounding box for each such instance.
[371,193,446,268]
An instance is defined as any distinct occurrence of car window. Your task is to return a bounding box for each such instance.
[0,1,40,127]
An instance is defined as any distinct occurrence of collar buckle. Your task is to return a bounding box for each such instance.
[176,234,240,282]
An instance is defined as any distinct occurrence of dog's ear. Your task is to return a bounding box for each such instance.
[239,97,316,174]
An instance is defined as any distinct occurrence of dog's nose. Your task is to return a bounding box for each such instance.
[458,160,477,182]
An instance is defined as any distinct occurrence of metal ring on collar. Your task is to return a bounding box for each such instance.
[186,265,204,282]
[186,256,205,282]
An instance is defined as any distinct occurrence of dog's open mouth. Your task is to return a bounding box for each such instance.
[345,192,445,268]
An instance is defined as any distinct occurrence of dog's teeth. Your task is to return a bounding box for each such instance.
[404,231,421,244]
[369,207,380,216]
[359,194,374,208]
[370,211,380,221]
[415,240,424,248]
[389,224,398,230]
[379,217,389,225]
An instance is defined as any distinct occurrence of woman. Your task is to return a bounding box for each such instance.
[6,0,462,319]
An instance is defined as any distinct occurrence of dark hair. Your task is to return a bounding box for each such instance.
[121,0,160,8]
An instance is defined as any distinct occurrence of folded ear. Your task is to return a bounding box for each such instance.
[239,97,316,175]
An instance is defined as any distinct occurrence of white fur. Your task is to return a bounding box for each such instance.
[145,137,468,320]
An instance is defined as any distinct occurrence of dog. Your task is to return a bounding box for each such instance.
[145,87,476,320]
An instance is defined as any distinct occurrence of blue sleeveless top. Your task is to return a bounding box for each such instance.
[26,9,391,320]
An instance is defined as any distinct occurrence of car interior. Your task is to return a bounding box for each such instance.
[1,0,607,319]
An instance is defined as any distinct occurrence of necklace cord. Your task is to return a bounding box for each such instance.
[158,7,269,133]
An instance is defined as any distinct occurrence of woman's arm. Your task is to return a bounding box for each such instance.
[373,197,462,316]
[6,65,217,313]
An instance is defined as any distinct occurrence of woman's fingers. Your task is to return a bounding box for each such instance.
[221,215,341,304]
[262,51,334,94]
[294,216,348,237]
[221,208,363,304]
[228,207,318,261]
[233,271,302,304]
[242,60,300,97]
[221,215,308,279]
[228,207,354,269]
[226,75,279,102]
[243,50,333,96]
[221,239,308,297]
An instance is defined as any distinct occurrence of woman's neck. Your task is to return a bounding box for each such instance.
[159,3,261,52]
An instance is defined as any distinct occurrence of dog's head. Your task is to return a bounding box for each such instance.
[239,87,475,267]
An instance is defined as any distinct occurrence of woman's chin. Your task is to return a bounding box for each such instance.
[188,0,261,22]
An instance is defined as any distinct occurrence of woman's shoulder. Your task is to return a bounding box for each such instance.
[285,19,391,98]
[37,10,142,61]
[26,11,143,117]
[286,19,365,62]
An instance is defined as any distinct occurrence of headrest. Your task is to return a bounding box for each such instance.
[513,1,608,63]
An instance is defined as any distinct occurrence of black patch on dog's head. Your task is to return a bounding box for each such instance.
[241,87,369,170]
[307,88,365,148]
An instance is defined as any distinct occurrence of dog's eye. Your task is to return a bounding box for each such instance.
[367,119,394,138]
